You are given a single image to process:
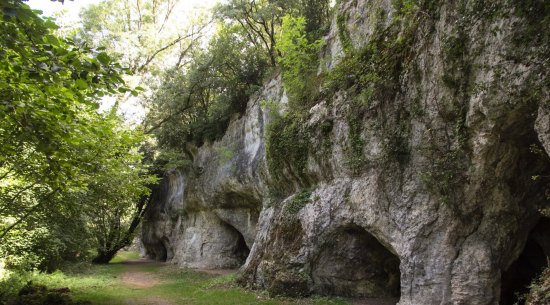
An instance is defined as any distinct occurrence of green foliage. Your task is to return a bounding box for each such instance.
[277,15,323,108]
[285,189,312,214]
[70,118,157,264]
[214,0,283,66]
[145,25,268,148]
[0,226,72,273]
[154,149,193,172]
[336,13,352,52]
[299,0,331,40]
[0,0,156,271]
[215,0,331,67]
[266,113,311,190]
[9,282,89,305]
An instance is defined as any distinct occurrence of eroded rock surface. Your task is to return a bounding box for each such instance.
[142,0,550,304]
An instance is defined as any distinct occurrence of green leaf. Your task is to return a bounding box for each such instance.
[44,35,60,46]
[96,52,110,65]
[75,79,88,90]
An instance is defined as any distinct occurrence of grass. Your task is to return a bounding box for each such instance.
[108,251,140,264]
[28,251,350,305]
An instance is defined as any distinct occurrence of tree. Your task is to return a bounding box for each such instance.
[66,113,156,264]
[214,0,331,66]
[0,0,156,269]
[276,15,323,106]
[79,0,205,75]
[215,0,286,66]
[144,24,268,151]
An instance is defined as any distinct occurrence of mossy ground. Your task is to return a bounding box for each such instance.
[27,251,350,305]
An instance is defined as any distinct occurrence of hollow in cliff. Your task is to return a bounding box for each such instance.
[311,226,401,298]
[501,218,550,305]
[223,222,251,266]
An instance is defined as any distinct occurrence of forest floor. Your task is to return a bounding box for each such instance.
[32,251,398,305]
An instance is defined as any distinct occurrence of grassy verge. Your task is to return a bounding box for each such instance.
[108,251,140,264]
[26,251,349,305]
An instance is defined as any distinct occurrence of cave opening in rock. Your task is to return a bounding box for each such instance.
[311,226,401,299]
[145,239,168,262]
[233,228,250,264]
[223,222,250,266]
[501,218,550,305]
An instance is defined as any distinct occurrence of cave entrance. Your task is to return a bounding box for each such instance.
[147,238,169,262]
[223,222,251,266]
[501,218,550,305]
[311,226,401,299]
[233,228,250,264]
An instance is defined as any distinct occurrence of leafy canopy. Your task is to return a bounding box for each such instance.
[0,0,156,270]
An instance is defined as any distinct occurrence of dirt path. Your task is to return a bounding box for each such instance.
[117,259,173,305]
[120,259,162,288]
[121,270,159,288]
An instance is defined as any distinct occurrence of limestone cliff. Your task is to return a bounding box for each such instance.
[142,1,550,304]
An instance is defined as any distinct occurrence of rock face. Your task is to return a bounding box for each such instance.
[142,77,282,268]
[142,0,550,304]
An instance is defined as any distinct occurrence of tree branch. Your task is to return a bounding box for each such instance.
[136,26,205,73]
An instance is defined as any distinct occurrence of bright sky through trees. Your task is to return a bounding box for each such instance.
[26,0,220,123]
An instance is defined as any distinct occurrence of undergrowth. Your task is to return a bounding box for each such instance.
[285,189,313,214]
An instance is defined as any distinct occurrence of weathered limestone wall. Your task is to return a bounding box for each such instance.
[141,77,282,268]
[142,1,550,304]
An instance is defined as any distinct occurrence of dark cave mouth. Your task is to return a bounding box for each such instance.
[223,222,251,266]
[233,229,250,264]
[311,226,401,299]
[501,218,550,305]
[157,242,168,262]
[146,239,169,262]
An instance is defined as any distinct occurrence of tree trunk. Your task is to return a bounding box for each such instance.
[92,249,119,264]
[91,192,153,264]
